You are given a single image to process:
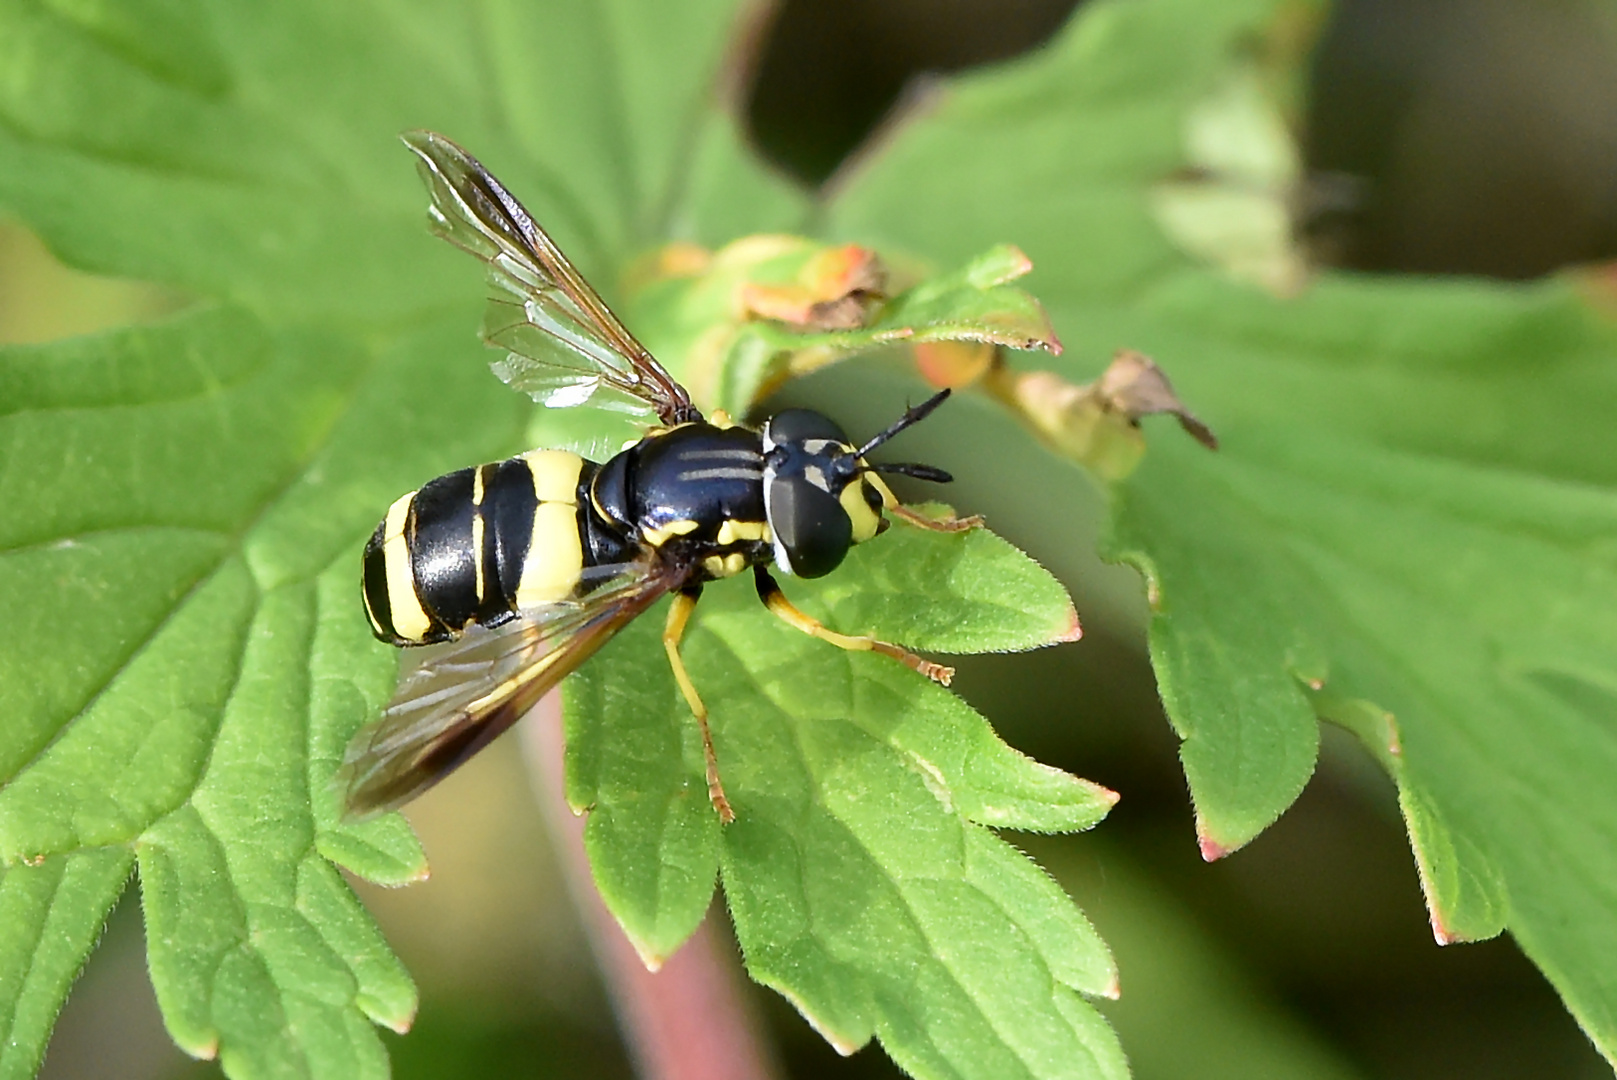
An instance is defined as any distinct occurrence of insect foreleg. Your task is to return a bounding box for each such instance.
[889,504,984,534]
[752,566,953,686]
[663,585,734,823]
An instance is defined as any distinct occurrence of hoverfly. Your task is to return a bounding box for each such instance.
[342,131,976,823]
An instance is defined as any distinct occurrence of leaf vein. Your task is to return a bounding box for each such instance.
[0,857,68,1053]
[1,335,378,812]
[701,630,1064,1079]
[0,525,229,561]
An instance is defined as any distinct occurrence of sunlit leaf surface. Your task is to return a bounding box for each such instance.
[827,0,1617,1062]
[0,0,1126,1077]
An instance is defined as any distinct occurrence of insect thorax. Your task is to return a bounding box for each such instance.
[606,423,773,582]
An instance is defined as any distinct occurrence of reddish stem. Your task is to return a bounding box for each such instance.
[519,693,781,1080]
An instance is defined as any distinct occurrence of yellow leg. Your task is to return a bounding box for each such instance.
[890,503,984,534]
[754,567,954,686]
[664,588,733,823]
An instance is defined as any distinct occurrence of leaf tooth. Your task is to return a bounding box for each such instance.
[1429,913,1463,947]
[177,1031,220,1061]
[1195,815,1238,862]
[1411,847,1473,947]
[772,985,868,1057]
[359,991,416,1034]
[639,946,668,973]
[1056,601,1082,644]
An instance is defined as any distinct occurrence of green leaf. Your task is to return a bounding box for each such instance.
[0,851,132,1080]
[1147,40,1321,298]
[0,307,503,1072]
[0,0,788,320]
[825,0,1617,1063]
[3,1,1128,1078]
[566,524,1120,1076]
[627,240,1061,415]
[720,243,1062,413]
[826,0,1282,296]
[874,244,1061,343]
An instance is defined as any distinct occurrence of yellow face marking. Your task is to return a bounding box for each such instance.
[642,518,700,547]
[866,471,898,510]
[716,519,771,546]
[514,502,584,609]
[521,449,584,504]
[841,478,885,544]
[382,492,432,642]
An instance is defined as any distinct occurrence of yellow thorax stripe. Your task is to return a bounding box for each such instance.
[716,519,771,546]
[642,518,700,547]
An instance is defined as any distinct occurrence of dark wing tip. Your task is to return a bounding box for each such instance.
[399,129,455,171]
[335,735,407,821]
[336,694,505,820]
[400,129,462,157]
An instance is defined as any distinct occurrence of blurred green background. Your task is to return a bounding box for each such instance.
[13,0,1617,1077]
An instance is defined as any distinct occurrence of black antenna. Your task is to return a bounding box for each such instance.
[870,462,953,484]
[855,388,952,459]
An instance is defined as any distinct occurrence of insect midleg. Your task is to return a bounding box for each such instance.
[663,585,734,824]
[752,566,954,687]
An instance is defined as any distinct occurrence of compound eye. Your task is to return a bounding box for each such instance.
[764,409,849,447]
[766,473,852,579]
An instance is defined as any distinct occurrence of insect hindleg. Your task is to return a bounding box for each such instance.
[753,566,953,686]
[663,585,734,823]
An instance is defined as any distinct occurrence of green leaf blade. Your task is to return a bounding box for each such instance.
[137,573,415,1071]
[564,616,723,966]
[0,0,1130,1072]
[717,708,1124,1080]
[0,850,133,1080]
[0,301,545,1074]
[576,529,1120,1079]
[820,0,1617,1062]
[800,513,1081,655]
[1105,272,1617,1048]
[1108,437,1324,854]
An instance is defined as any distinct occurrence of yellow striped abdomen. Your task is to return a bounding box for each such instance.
[362,450,593,645]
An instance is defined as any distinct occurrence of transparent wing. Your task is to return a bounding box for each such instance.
[403,129,699,425]
[340,559,685,817]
